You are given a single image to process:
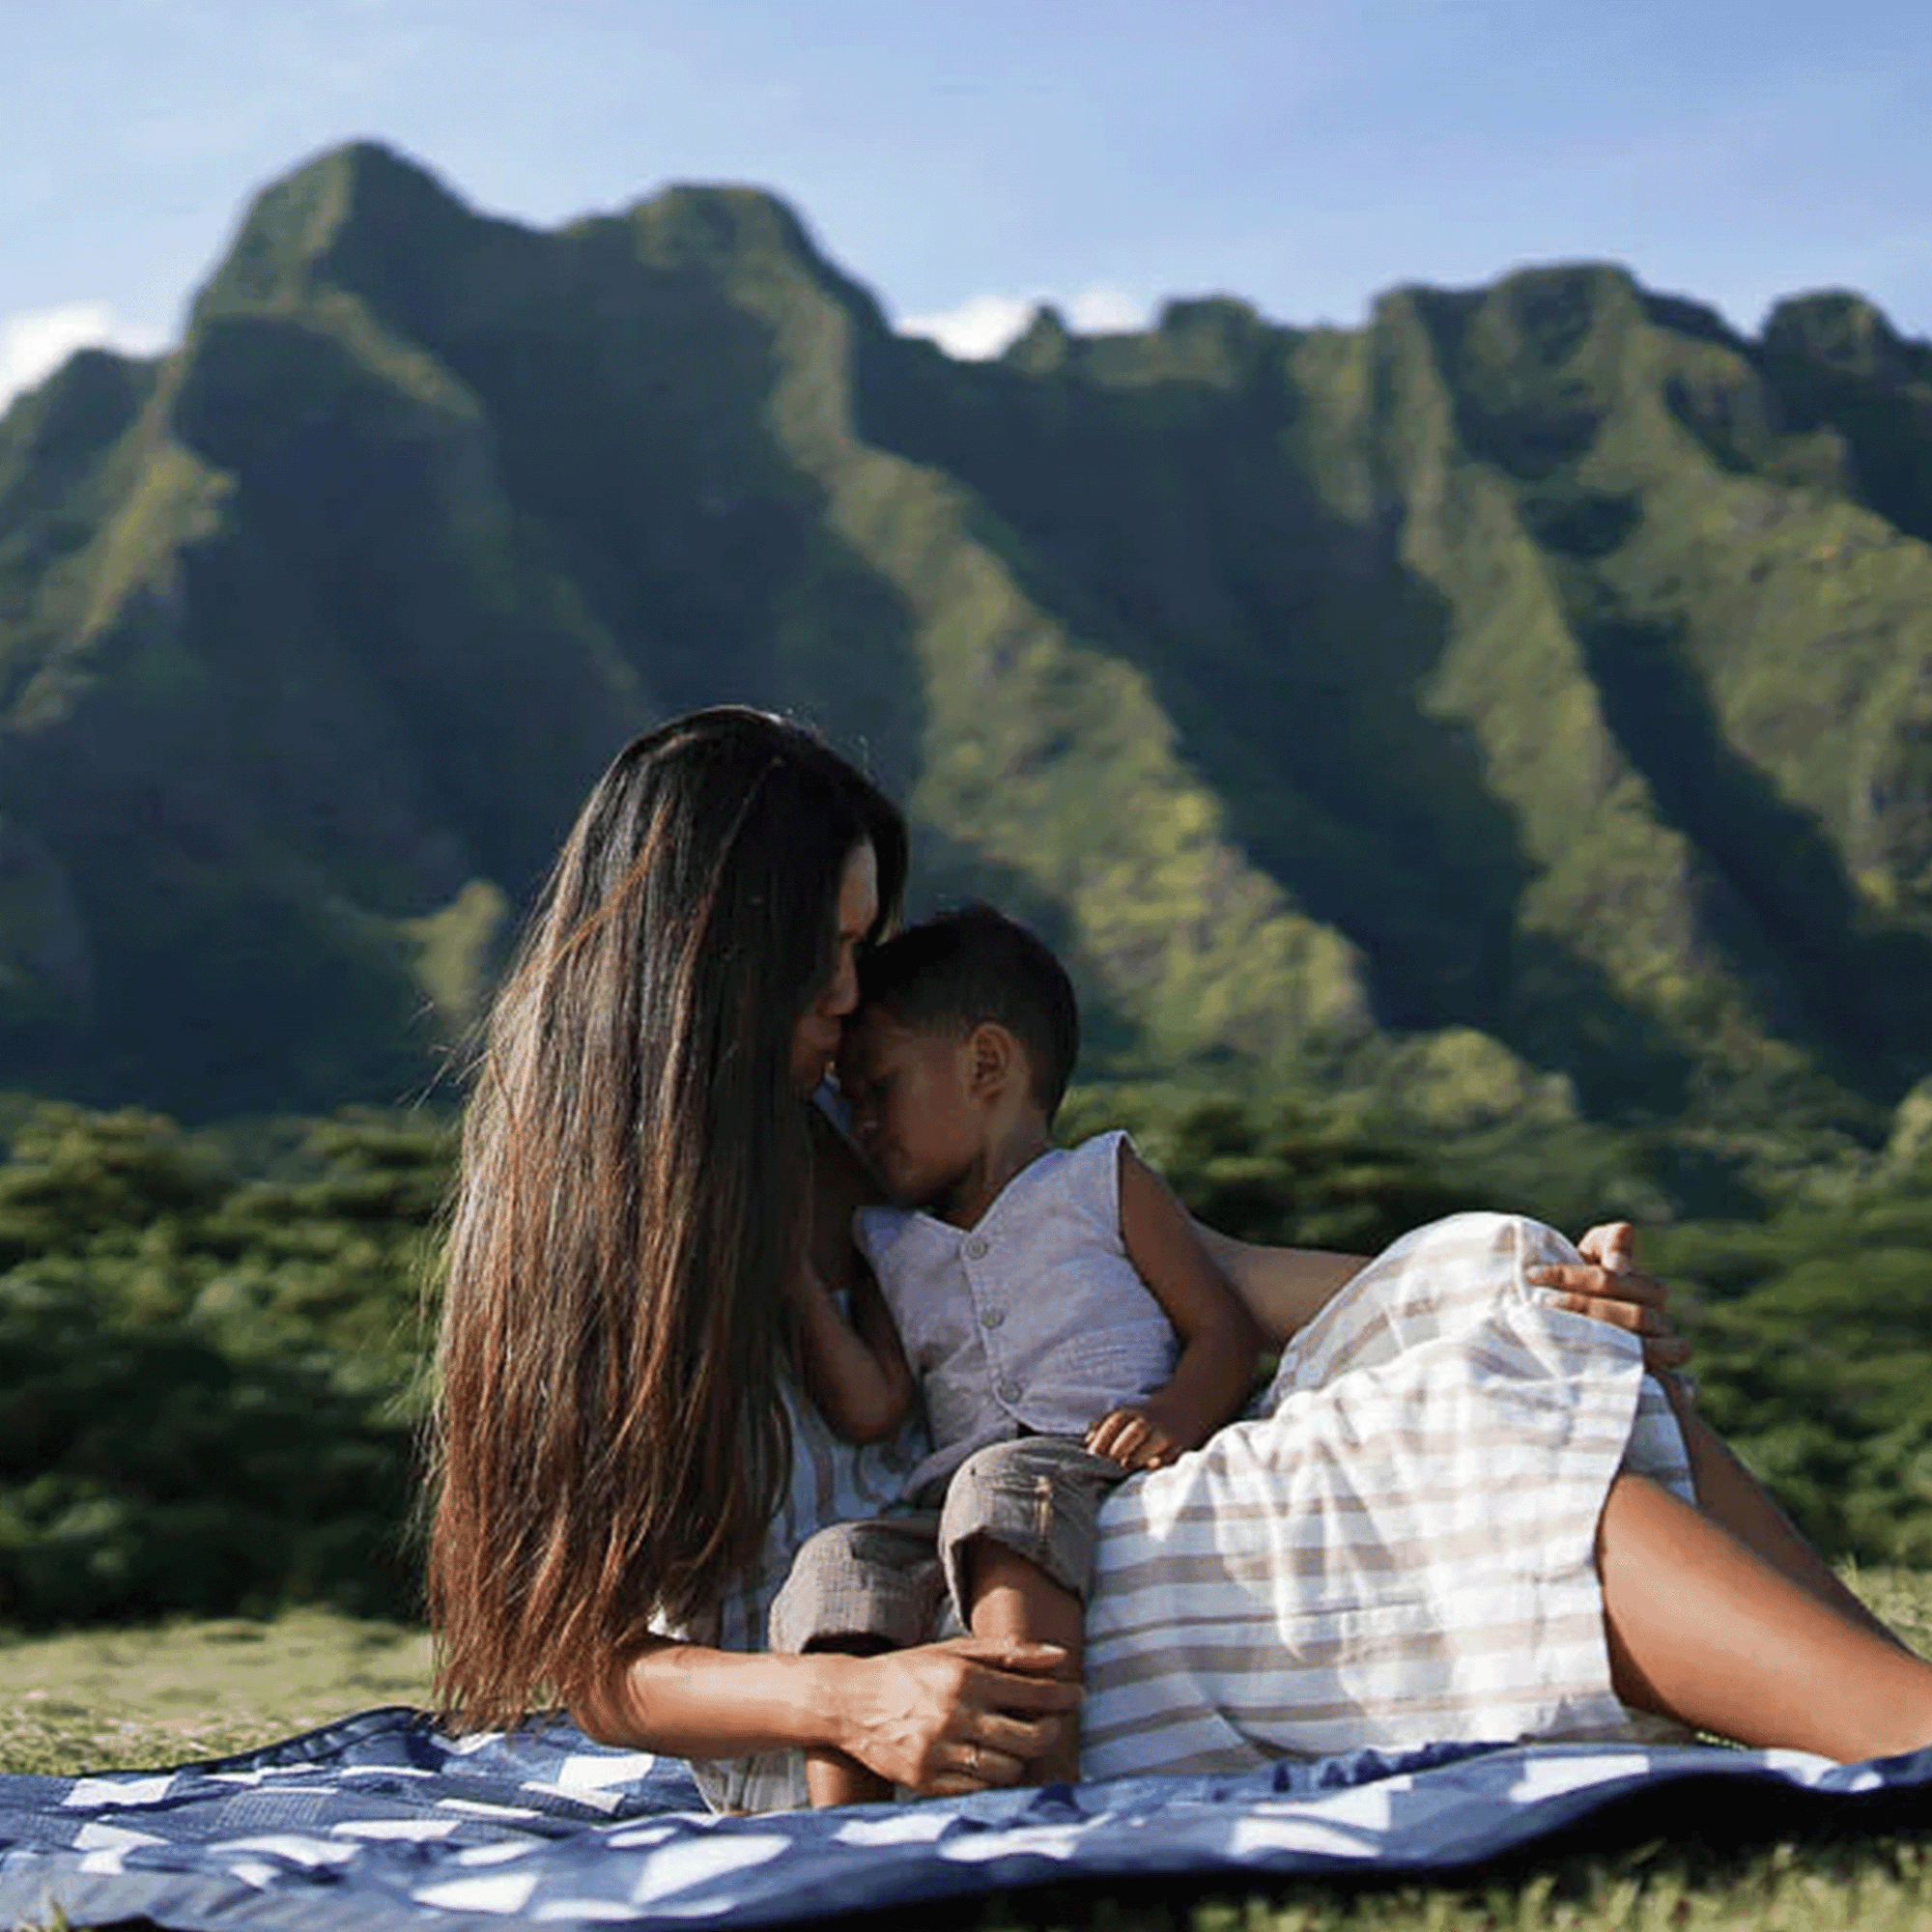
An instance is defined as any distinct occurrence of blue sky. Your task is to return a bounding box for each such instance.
[5,0,1929,408]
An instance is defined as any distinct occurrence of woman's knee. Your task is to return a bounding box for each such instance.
[1378,1211,1572,1268]
[1268,1211,1584,1395]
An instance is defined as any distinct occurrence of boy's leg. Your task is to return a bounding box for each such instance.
[769,1515,945,1806]
[937,1436,1123,1786]
[805,1756,891,1804]
[800,1638,895,1807]
[961,1540,1087,1783]
[1598,1471,1932,1760]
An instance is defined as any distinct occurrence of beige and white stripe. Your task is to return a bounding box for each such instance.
[1079,1211,1691,1778]
[688,1212,1692,1810]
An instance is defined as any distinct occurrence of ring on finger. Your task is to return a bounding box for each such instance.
[965,1742,980,1774]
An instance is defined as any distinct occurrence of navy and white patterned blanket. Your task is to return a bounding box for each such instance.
[4,1711,1931,1931]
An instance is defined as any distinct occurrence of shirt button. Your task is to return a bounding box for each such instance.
[980,1309,1005,1329]
[998,1379,1022,1403]
[965,1236,989,1260]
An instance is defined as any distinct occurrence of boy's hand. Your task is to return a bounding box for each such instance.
[1086,1401,1184,1471]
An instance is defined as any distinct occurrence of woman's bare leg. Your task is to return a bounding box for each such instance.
[1598,1473,1932,1760]
[1659,1378,1907,1649]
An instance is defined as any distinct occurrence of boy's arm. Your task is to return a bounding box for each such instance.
[1088,1146,1265,1471]
[787,1256,914,1445]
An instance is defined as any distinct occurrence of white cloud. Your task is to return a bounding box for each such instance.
[900,285,1150,360]
[0,303,169,415]
[1065,287,1148,334]
[899,294,1035,360]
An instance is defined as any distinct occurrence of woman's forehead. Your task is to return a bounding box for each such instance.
[838,840,880,927]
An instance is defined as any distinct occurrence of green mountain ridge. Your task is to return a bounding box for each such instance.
[5,141,1932,1156]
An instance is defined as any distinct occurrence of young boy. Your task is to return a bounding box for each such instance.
[774,904,1263,1804]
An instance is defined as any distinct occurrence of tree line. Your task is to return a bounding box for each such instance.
[3,1092,1929,1629]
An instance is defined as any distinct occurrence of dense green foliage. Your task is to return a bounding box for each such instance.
[1060,1085,1487,1256]
[6,1089,1931,1629]
[1651,1150,1932,1564]
[0,1102,443,1627]
[3,142,1932,1163]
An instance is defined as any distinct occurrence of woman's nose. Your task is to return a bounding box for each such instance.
[821,952,858,1017]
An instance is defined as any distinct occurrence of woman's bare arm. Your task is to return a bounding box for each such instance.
[808,1101,884,1289]
[1189,1223,1367,1348]
[574,1634,855,1759]
[1195,1216,1691,1367]
[572,1634,1080,1795]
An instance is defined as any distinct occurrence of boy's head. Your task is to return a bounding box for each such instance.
[836,906,1080,1208]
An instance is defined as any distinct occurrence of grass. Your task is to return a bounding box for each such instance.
[0,1608,430,1776]
[5,1585,1932,1928]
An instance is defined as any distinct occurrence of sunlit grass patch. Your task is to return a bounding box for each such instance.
[0,1607,430,1776]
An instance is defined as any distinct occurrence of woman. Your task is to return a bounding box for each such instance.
[429,707,1932,1809]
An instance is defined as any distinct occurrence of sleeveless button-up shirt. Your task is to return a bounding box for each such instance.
[854,1130,1179,1497]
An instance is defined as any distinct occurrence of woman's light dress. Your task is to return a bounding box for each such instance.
[683,1212,1693,1812]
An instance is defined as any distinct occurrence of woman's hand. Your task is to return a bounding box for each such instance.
[1527,1220,1690,1373]
[830,1636,1080,1795]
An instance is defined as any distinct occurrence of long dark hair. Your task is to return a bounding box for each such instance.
[427,708,906,1726]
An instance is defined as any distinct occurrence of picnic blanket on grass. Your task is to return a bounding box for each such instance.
[5,1710,1932,1932]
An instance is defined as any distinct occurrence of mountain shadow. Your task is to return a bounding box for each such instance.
[2,146,935,1117]
[1573,595,1932,1100]
[853,298,1703,1114]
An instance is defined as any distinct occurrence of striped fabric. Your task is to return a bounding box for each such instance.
[1079,1211,1691,1778]
[695,1212,1692,1811]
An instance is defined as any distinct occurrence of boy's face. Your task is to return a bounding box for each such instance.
[837,1008,984,1209]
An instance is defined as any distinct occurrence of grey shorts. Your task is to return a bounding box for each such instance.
[768,1435,1126,1654]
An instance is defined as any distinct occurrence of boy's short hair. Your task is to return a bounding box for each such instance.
[855,904,1080,1118]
